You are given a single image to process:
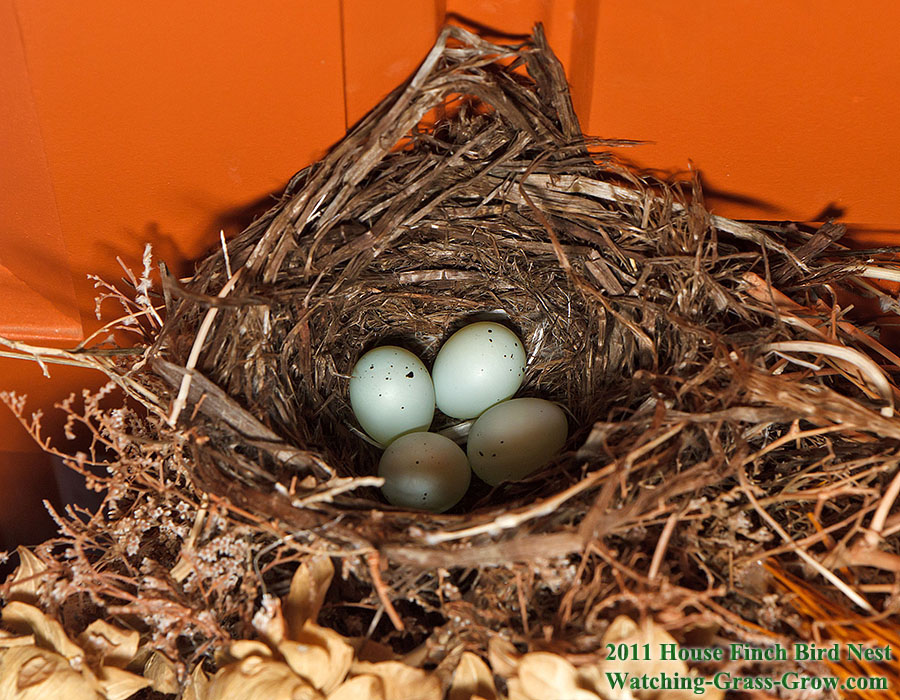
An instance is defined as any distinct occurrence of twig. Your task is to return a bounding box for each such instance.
[864,467,900,549]
[737,467,874,613]
[648,511,679,581]
[168,268,243,426]
[515,570,531,636]
[275,476,384,508]
[366,552,404,631]
[423,462,617,545]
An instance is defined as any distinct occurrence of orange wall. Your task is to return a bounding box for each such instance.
[587,1,900,226]
[2,0,900,544]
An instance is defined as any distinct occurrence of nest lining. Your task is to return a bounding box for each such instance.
[4,22,900,687]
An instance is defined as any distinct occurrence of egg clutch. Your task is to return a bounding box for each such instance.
[348,321,568,512]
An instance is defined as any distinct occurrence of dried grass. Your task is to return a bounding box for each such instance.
[3,23,900,697]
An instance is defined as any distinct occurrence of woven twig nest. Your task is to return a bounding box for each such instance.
[5,22,900,695]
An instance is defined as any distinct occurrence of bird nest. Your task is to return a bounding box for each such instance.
[4,23,900,696]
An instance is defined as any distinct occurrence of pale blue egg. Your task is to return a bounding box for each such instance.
[432,322,526,419]
[349,346,434,445]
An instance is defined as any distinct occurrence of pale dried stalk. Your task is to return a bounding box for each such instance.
[219,230,233,278]
[859,266,900,283]
[744,271,900,386]
[170,494,210,582]
[647,511,679,581]
[0,336,161,413]
[168,268,243,426]
[864,467,900,549]
[275,476,384,508]
[423,462,617,545]
[760,341,895,417]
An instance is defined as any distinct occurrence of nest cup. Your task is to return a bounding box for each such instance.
[158,26,640,515]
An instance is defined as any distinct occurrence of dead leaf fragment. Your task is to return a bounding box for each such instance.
[206,655,323,700]
[348,637,396,663]
[0,633,36,649]
[448,651,497,700]
[182,663,210,700]
[0,602,152,700]
[143,651,179,695]
[78,620,140,668]
[516,652,600,700]
[285,556,334,637]
[350,661,442,700]
[327,673,385,700]
[8,548,47,604]
[0,645,102,700]
[228,640,273,662]
[96,665,150,700]
[279,622,353,694]
[13,650,58,690]
[505,677,533,700]
[254,596,288,646]
[1,602,84,661]
[486,636,520,678]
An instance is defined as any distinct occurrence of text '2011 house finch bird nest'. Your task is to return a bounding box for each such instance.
[3,22,900,700]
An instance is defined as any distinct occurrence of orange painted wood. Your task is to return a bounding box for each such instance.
[342,0,443,128]
[6,0,900,346]
[344,0,900,230]
[585,1,900,227]
[10,0,347,339]
[340,1,584,134]
[0,0,81,342]
[0,0,348,543]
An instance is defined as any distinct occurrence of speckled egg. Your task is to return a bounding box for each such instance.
[431,321,526,419]
[467,397,567,485]
[378,432,471,512]
[349,346,434,445]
